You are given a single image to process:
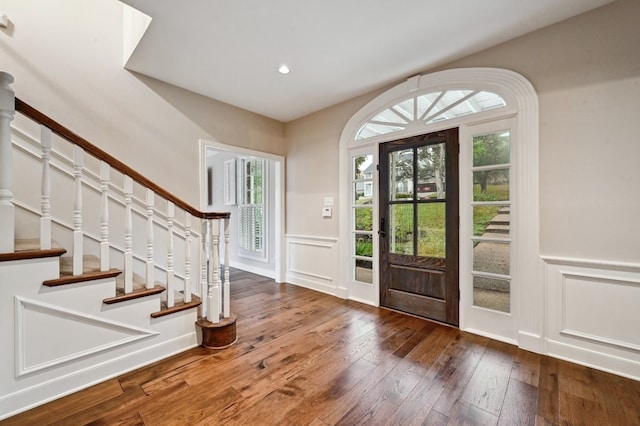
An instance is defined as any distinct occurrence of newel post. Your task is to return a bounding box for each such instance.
[0,72,15,253]
[196,215,237,349]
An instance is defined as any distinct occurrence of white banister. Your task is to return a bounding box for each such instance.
[40,126,52,250]
[123,175,133,293]
[99,161,110,271]
[72,145,84,275]
[145,189,154,289]
[200,227,208,318]
[166,200,175,307]
[0,72,15,253]
[184,213,192,303]
[210,218,220,322]
[223,218,230,318]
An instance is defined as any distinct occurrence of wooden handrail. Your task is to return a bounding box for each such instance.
[15,98,229,220]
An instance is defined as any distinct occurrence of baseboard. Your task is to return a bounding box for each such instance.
[546,338,640,382]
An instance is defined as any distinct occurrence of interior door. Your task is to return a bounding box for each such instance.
[379,128,459,325]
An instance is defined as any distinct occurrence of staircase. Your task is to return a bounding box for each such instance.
[0,72,233,420]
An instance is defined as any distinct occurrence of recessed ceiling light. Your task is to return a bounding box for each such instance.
[278,64,290,75]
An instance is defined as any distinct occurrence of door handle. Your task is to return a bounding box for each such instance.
[379,217,386,237]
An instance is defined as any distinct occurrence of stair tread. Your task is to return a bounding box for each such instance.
[0,238,66,262]
[151,295,201,318]
[103,285,165,304]
[44,268,122,287]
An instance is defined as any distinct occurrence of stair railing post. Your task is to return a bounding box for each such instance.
[123,175,133,293]
[200,219,210,319]
[72,145,84,275]
[223,217,230,318]
[0,72,15,253]
[207,218,220,323]
[145,189,154,289]
[184,213,192,303]
[166,200,175,307]
[40,126,52,250]
[99,161,110,271]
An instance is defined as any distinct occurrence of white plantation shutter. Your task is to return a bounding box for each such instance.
[238,159,265,258]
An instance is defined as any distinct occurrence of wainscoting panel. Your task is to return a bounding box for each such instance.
[544,257,640,380]
[285,235,342,297]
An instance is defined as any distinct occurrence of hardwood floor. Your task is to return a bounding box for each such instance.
[3,270,640,425]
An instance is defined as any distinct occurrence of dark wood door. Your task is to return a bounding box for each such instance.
[379,128,459,325]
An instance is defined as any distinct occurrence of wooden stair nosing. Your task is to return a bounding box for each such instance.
[151,295,201,318]
[103,285,165,305]
[0,248,67,262]
[43,269,122,287]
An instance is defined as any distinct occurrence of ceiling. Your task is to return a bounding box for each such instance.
[121,0,614,123]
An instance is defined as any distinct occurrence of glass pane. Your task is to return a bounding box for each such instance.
[473,205,509,237]
[473,131,510,167]
[389,204,413,255]
[426,90,474,122]
[354,233,373,258]
[392,99,414,121]
[417,143,446,200]
[417,203,446,258]
[416,92,441,119]
[473,91,507,111]
[355,207,373,231]
[372,108,409,124]
[353,182,373,204]
[390,149,413,201]
[353,154,373,180]
[473,276,510,313]
[473,241,510,275]
[356,123,405,140]
[355,259,373,284]
[473,169,509,201]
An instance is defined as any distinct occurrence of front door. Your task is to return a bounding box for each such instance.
[379,128,459,325]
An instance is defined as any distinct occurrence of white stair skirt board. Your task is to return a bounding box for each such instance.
[14,296,158,376]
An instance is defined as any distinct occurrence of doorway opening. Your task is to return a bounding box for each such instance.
[200,139,285,283]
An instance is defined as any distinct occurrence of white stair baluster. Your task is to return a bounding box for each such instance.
[184,213,192,303]
[99,161,110,271]
[72,145,84,275]
[0,72,15,253]
[223,217,230,318]
[166,201,175,307]
[124,176,133,293]
[208,218,220,323]
[200,221,209,318]
[40,126,52,250]
[145,189,154,289]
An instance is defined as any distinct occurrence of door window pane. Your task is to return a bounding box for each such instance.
[417,203,446,258]
[355,207,373,231]
[417,143,446,200]
[473,241,510,275]
[354,259,373,284]
[473,205,509,237]
[389,204,413,255]
[473,276,510,313]
[473,131,510,167]
[389,149,413,201]
[354,233,373,258]
[473,169,509,201]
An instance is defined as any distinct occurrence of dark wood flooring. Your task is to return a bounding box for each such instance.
[3,270,640,425]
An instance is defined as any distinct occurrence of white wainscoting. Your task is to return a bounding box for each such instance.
[543,256,640,380]
[285,235,344,298]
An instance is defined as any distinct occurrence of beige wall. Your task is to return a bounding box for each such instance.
[285,0,640,262]
[0,0,285,207]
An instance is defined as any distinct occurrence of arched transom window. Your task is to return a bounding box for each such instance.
[356,90,506,140]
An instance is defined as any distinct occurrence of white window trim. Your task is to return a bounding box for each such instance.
[338,68,542,353]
